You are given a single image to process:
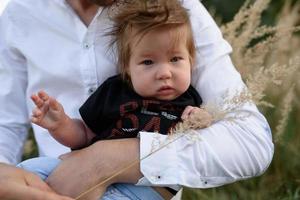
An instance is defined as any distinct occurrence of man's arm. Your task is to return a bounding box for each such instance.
[46,138,142,198]
[0,7,30,165]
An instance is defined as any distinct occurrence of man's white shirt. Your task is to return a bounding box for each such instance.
[0,0,274,188]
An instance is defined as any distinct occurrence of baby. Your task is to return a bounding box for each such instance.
[30,0,211,149]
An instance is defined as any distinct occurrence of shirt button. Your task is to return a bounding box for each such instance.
[83,43,90,49]
[88,88,95,94]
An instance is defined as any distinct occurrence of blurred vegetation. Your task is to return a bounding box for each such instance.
[22,129,38,161]
[202,0,300,24]
[182,0,300,199]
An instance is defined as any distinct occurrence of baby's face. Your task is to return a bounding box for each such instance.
[127,26,192,101]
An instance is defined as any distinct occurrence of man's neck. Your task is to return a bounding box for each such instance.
[66,0,99,26]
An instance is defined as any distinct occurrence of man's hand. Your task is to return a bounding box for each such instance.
[0,163,73,200]
[46,138,142,199]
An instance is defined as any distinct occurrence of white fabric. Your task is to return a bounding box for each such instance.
[0,0,10,15]
[0,0,274,189]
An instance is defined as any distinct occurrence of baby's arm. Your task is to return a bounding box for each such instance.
[31,91,95,149]
[181,106,213,128]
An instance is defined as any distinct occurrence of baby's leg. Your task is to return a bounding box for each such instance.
[75,183,166,200]
[101,184,165,200]
[17,157,61,180]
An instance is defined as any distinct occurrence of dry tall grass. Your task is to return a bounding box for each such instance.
[222,0,300,142]
[183,0,300,199]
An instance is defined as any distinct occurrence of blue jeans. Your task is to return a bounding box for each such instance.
[17,157,164,200]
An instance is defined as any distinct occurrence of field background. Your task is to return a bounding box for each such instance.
[16,0,300,199]
[182,0,300,199]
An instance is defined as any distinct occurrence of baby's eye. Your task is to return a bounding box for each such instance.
[170,57,181,62]
[141,60,154,65]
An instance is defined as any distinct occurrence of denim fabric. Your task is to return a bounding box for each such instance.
[17,157,164,200]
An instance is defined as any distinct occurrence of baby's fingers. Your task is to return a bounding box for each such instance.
[48,97,61,111]
[32,107,43,117]
[31,116,40,124]
[38,90,50,102]
[31,108,43,123]
[31,94,44,108]
[181,106,195,120]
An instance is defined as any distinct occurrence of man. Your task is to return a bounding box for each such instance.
[0,0,274,199]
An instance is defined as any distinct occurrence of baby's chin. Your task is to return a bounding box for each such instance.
[154,94,180,101]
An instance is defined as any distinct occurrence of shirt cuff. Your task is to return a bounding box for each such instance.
[138,130,240,189]
[138,131,180,190]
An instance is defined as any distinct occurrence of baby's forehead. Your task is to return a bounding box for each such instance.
[131,23,188,35]
[129,24,189,46]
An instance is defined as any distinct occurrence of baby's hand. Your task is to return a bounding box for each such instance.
[181,106,213,129]
[31,91,66,131]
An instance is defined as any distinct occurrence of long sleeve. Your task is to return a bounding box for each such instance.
[0,9,30,164]
[138,0,274,188]
[0,0,118,162]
